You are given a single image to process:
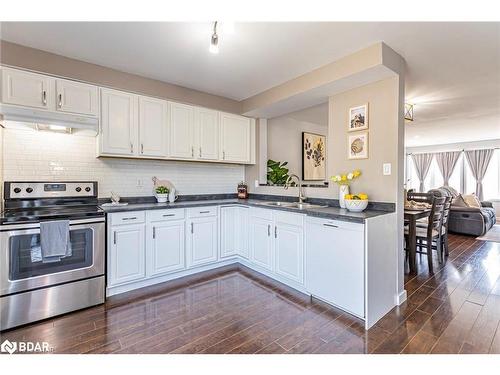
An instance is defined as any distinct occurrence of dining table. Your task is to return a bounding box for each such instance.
[404,208,432,273]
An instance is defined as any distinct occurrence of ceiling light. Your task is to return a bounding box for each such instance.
[209,21,219,54]
[404,103,414,122]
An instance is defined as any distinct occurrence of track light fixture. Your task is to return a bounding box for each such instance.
[209,21,219,54]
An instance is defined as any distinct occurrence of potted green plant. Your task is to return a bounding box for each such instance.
[267,159,292,186]
[154,185,170,203]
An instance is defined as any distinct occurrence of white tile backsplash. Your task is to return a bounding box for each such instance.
[3,129,244,198]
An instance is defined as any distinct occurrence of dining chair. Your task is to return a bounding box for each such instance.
[406,191,433,204]
[416,196,451,261]
[405,196,446,272]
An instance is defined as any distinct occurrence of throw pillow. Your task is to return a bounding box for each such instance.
[452,194,468,207]
[462,194,481,208]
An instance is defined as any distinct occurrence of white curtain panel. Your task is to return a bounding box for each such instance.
[435,151,461,186]
[465,149,495,200]
[411,153,434,192]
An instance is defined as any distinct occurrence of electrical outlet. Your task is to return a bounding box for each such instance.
[383,163,392,176]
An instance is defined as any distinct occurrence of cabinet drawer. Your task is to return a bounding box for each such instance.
[147,209,185,222]
[249,207,274,221]
[187,206,218,218]
[274,210,304,226]
[109,211,145,226]
[305,217,364,233]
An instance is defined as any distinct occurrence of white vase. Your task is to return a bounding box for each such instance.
[339,184,350,208]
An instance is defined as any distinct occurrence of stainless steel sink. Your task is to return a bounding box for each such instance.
[256,201,328,210]
[286,202,328,209]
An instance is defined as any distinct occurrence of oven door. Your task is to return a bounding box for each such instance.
[0,218,105,296]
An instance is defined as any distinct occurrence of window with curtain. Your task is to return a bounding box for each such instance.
[405,155,421,191]
[482,149,500,200]
[448,153,463,193]
[423,157,444,192]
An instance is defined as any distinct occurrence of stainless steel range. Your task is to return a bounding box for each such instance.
[0,181,105,330]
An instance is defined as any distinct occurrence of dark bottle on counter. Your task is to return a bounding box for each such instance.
[237,181,248,199]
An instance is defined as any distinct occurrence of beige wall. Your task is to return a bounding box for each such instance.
[267,104,328,182]
[0,41,241,114]
[329,78,401,202]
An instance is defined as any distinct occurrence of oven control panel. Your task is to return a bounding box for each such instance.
[7,182,97,199]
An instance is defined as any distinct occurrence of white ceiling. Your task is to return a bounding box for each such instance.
[1,22,499,146]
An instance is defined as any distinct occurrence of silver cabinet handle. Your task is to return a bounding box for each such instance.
[162,213,175,217]
[42,90,47,105]
[122,217,137,221]
[130,143,134,154]
[58,93,62,108]
[274,226,277,238]
[113,231,117,244]
[323,223,339,228]
[222,151,225,160]
[153,226,156,239]
[141,143,144,154]
[199,147,202,158]
[267,224,270,237]
[191,222,194,234]
[191,147,194,157]
[199,210,210,214]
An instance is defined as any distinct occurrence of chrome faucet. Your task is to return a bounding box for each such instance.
[285,174,306,203]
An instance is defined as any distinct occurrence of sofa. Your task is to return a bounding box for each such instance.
[428,186,496,237]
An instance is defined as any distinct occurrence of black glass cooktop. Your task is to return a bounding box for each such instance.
[0,204,104,225]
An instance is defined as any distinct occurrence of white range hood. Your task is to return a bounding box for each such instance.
[0,103,99,136]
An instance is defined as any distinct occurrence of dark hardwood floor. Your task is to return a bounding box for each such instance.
[1,233,500,354]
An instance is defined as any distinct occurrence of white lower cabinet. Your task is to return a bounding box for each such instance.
[147,219,185,277]
[274,213,304,285]
[220,206,249,259]
[305,217,365,318]
[249,214,274,271]
[109,223,146,286]
[186,213,218,268]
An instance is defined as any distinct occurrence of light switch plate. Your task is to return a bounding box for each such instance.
[383,163,392,176]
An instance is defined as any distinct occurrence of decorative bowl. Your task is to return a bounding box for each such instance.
[344,199,368,212]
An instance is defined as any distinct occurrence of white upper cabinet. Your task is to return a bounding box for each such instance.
[169,102,195,159]
[100,88,137,156]
[138,96,168,157]
[55,78,98,116]
[1,67,54,110]
[220,112,251,163]
[195,107,219,160]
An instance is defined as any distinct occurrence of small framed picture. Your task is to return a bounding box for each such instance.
[348,104,369,132]
[348,131,369,160]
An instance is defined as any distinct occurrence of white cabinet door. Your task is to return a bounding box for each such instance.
[275,221,304,285]
[249,216,274,271]
[138,96,168,157]
[238,207,250,259]
[169,102,194,159]
[187,216,218,267]
[220,206,239,258]
[195,108,219,160]
[1,67,54,109]
[55,79,98,116]
[100,88,137,156]
[220,112,251,163]
[109,224,146,286]
[305,219,365,317]
[148,220,185,276]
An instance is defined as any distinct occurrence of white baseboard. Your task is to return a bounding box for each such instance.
[396,290,407,305]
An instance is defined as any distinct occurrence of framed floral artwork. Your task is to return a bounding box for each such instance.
[348,131,369,159]
[348,104,369,132]
[302,132,326,180]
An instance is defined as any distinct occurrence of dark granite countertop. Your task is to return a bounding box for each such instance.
[100,197,393,223]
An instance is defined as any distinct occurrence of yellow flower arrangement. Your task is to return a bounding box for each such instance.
[330,170,361,185]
